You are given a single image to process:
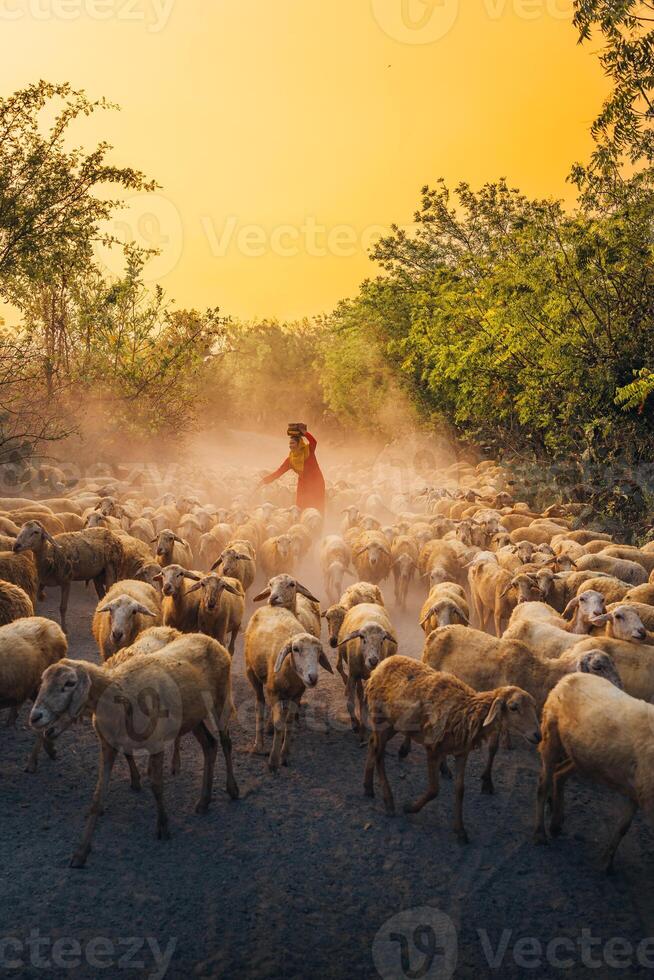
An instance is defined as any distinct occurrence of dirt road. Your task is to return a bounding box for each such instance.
[2,572,654,980]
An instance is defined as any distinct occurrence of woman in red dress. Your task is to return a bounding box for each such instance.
[259,423,326,514]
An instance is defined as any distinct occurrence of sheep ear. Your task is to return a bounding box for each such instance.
[319,650,333,674]
[296,582,320,603]
[185,583,202,594]
[97,601,116,614]
[454,605,470,625]
[483,696,505,728]
[592,612,613,625]
[562,597,579,620]
[234,553,253,561]
[338,631,363,646]
[43,527,59,547]
[274,642,293,673]
[134,603,157,616]
[152,573,163,583]
[182,571,201,581]
[220,580,242,596]
[69,668,92,720]
[382,631,398,646]
[253,587,271,602]
[210,558,223,571]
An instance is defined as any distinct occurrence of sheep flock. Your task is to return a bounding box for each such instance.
[2,449,654,880]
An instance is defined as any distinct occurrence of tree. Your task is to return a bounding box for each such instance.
[0,80,155,296]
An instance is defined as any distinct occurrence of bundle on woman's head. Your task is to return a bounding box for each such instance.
[287,423,304,438]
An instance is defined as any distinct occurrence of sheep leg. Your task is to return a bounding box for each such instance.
[228,627,239,657]
[59,580,71,633]
[453,753,470,843]
[24,735,44,773]
[171,736,181,775]
[209,711,240,799]
[364,734,377,797]
[398,735,412,760]
[92,575,106,600]
[356,679,368,738]
[336,650,348,686]
[248,671,266,754]
[404,748,441,814]
[5,705,18,727]
[374,726,396,814]
[148,751,170,840]
[70,740,117,868]
[125,752,141,791]
[534,756,556,845]
[280,701,298,766]
[346,676,359,733]
[549,759,576,836]
[493,604,503,638]
[481,730,500,795]
[603,799,638,874]
[192,722,217,813]
[268,700,289,772]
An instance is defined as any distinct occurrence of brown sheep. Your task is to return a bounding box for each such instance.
[0,580,34,625]
[91,580,162,661]
[419,583,469,634]
[13,522,123,632]
[155,529,193,569]
[336,602,397,730]
[352,531,392,586]
[0,617,67,771]
[323,581,385,650]
[155,564,203,632]
[211,541,256,593]
[185,574,245,655]
[244,605,333,771]
[0,553,38,605]
[365,656,540,841]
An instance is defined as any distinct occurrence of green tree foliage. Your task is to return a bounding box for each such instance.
[0,81,155,293]
[573,0,654,168]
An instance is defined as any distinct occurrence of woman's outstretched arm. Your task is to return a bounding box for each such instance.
[261,458,291,485]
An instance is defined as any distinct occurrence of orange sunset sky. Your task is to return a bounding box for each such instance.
[1,0,608,320]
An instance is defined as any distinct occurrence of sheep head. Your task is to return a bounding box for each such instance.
[274,632,332,687]
[30,660,91,738]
